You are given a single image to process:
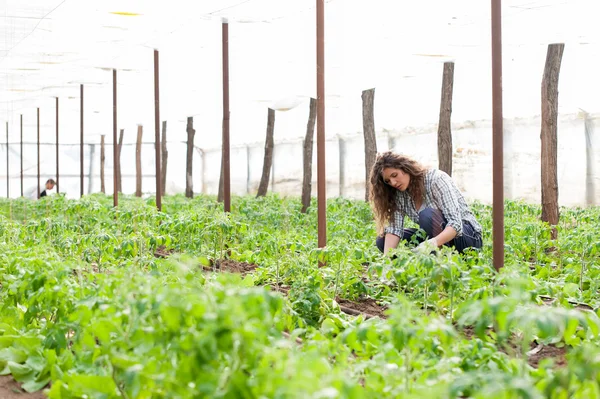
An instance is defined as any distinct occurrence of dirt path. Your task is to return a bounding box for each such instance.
[0,376,46,399]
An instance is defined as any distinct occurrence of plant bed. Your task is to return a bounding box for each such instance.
[202,259,258,275]
[0,376,47,399]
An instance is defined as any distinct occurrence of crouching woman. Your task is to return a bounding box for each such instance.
[369,151,483,255]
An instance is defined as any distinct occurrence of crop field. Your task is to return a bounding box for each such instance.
[0,194,599,398]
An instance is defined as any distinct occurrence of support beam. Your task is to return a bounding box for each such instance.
[6,122,8,198]
[186,117,195,198]
[113,69,118,207]
[20,114,23,197]
[80,84,84,197]
[316,0,326,248]
[257,108,275,197]
[136,125,143,197]
[154,49,162,211]
[491,0,504,272]
[222,21,231,213]
[56,98,59,193]
[37,108,40,199]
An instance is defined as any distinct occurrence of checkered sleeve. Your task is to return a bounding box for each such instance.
[384,195,405,238]
[431,171,463,236]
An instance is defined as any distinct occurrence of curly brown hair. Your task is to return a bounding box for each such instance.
[368,151,427,234]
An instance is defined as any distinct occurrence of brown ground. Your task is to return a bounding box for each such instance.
[0,376,46,399]
[153,245,174,258]
[457,325,567,368]
[203,259,258,275]
[336,297,388,319]
[528,344,567,368]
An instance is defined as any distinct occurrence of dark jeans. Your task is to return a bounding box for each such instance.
[376,207,482,254]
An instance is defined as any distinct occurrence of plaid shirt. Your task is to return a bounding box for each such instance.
[384,169,482,238]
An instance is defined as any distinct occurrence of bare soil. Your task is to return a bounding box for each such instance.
[336,297,388,319]
[457,325,567,368]
[153,245,174,258]
[203,259,258,275]
[0,376,46,399]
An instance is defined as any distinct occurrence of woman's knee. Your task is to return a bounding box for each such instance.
[418,208,445,237]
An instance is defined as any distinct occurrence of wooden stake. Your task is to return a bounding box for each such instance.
[257,108,275,197]
[437,62,455,176]
[100,135,106,194]
[362,88,376,202]
[541,43,564,240]
[161,121,168,196]
[186,117,195,198]
[116,129,124,193]
[136,125,143,197]
[301,98,317,213]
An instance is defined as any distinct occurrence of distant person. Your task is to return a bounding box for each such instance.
[40,179,56,198]
[369,151,483,255]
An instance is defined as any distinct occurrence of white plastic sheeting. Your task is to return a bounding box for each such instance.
[1,0,599,201]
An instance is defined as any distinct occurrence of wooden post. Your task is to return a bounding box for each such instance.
[584,113,595,206]
[112,69,117,207]
[88,143,95,194]
[161,121,167,196]
[437,62,455,176]
[491,0,504,272]
[80,84,84,197]
[301,98,317,213]
[246,145,251,194]
[154,49,162,211]
[37,108,40,199]
[316,0,326,249]
[136,125,143,197]
[20,114,23,197]
[257,108,275,197]
[56,98,59,193]
[100,135,106,193]
[362,88,376,202]
[218,156,224,201]
[541,43,564,240]
[185,117,195,198]
[222,21,231,212]
[116,129,124,193]
[6,121,8,198]
[201,149,206,194]
[338,136,345,197]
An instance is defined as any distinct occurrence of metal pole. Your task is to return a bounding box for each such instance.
[20,114,23,197]
[80,84,84,197]
[113,69,118,207]
[6,121,8,198]
[56,98,59,193]
[154,49,162,211]
[37,108,40,199]
[222,21,231,213]
[492,0,504,272]
[316,0,326,248]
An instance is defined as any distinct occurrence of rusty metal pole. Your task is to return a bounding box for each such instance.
[56,98,59,193]
[80,84,84,197]
[154,49,162,211]
[316,0,326,248]
[6,121,8,198]
[222,21,231,213]
[37,108,40,199]
[113,69,118,207]
[20,114,23,197]
[491,0,504,272]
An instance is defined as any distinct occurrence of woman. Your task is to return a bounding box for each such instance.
[369,151,482,255]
